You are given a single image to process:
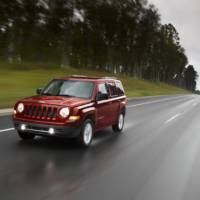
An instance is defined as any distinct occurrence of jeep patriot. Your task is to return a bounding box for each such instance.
[13,76,127,147]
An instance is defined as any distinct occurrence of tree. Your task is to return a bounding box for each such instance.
[0,0,198,90]
[184,65,198,91]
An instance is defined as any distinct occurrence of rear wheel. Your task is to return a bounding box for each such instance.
[18,131,35,140]
[112,113,125,133]
[77,119,94,147]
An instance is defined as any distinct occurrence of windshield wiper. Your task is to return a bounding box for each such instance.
[59,94,76,98]
[42,93,53,96]
[42,93,77,98]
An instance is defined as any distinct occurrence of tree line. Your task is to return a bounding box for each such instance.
[0,0,198,91]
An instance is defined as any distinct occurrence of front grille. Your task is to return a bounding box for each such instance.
[23,104,58,120]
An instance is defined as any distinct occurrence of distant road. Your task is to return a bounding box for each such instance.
[0,94,200,200]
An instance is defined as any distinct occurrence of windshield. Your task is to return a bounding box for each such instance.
[42,80,95,99]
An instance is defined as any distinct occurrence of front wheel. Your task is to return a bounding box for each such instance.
[77,119,94,147]
[112,113,125,133]
[17,131,35,140]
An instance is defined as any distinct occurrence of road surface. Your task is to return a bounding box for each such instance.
[0,95,200,200]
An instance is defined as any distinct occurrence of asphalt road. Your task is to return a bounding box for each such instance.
[0,95,200,200]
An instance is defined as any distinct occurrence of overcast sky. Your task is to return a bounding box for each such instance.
[149,0,200,89]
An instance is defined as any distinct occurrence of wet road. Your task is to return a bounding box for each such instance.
[1,95,200,200]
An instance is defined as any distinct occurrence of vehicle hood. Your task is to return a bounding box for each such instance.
[21,95,92,107]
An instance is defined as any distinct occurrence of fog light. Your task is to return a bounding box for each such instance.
[49,128,55,135]
[21,124,26,131]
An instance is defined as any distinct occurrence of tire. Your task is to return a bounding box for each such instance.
[112,113,125,133]
[18,131,35,140]
[77,119,94,147]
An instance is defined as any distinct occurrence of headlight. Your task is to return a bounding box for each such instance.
[59,107,70,118]
[17,103,24,113]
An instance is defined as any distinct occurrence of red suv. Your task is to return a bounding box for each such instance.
[13,76,127,147]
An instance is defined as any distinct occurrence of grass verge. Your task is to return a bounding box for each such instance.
[0,62,189,108]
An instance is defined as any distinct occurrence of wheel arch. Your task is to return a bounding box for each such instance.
[81,107,96,125]
[120,104,126,115]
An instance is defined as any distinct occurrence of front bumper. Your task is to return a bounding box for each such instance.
[14,120,81,138]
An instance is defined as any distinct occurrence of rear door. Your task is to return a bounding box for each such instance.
[107,81,120,125]
[95,82,112,129]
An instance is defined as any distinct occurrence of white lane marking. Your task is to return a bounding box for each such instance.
[0,128,14,133]
[127,97,180,108]
[165,113,182,124]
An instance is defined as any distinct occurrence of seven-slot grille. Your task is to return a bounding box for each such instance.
[22,104,58,120]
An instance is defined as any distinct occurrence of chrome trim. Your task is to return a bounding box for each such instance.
[77,103,94,110]
[82,107,95,113]
[97,96,126,105]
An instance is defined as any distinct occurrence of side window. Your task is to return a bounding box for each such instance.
[97,83,109,101]
[108,82,118,97]
[98,83,108,95]
[115,81,125,96]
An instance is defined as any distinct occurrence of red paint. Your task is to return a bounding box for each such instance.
[13,76,127,131]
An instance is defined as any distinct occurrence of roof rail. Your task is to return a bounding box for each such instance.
[70,75,88,78]
[69,75,117,80]
[101,76,117,80]
[70,75,100,79]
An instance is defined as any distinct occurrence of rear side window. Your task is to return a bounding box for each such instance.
[115,81,125,96]
[108,82,118,97]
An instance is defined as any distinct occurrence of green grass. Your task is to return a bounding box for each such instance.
[0,62,189,109]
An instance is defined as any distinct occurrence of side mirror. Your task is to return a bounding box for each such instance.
[97,92,109,101]
[36,88,43,95]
